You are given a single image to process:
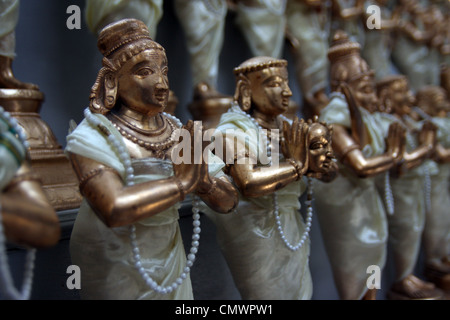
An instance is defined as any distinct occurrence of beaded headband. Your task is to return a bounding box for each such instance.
[233,58,288,76]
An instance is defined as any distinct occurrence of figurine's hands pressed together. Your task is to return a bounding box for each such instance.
[281,116,309,177]
[172,120,206,197]
[418,120,437,155]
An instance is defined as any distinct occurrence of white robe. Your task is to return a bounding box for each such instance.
[201,105,313,300]
[65,113,193,300]
[85,0,163,38]
[314,95,388,300]
[373,112,438,280]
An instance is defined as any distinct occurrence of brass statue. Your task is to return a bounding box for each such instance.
[313,31,405,300]
[0,0,82,211]
[285,0,330,119]
[201,56,337,299]
[375,74,443,300]
[0,106,60,299]
[65,19,238,300]
[414,85,450,293]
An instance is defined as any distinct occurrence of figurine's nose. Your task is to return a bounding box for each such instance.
[282,84,292,97]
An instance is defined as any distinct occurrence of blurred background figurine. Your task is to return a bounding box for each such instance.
[201,55,337,300]
[414,85,450,294]
[361,0,397,81]
[313,31,405,300]
[285,0,331,119]
[174,0,291,128]
[0,106,60,300]
[330,0,365,46]
[65,19,237,300]
[375,74,443,300]
[390,0,434,92]
[0,0,36,89]
[85,0,164,39]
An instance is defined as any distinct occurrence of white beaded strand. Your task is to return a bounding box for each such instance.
[384,171,395,215]
[0,106,36,300]
[84,108,201,295]
[423,164,432,214]
[273,177,314,251]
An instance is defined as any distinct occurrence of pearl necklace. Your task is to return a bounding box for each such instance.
[229,103,313,251]
[384,171,395,215]
[84,108,200,295]
[0,106,36,300]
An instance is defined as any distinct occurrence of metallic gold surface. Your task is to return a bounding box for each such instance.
[0,88,82,211]
[2,162,60,248]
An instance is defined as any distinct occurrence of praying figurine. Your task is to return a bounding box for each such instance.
[414,85,450,293]
[65,19,238,300]
[201,56,337,300]
[0,106,60,300]
[375,74,443,300]
[313,31,405,300]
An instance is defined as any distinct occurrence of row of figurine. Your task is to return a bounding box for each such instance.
[4,0,447,122]
[1,14,449,300]
[74,0,450,127]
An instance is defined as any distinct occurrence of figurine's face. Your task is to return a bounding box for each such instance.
[307,123,334,174]
[388,79,414,116]
[117,49,169,115]
[421,92,450,117]
[350,75,379,113]
[248,66,292,117]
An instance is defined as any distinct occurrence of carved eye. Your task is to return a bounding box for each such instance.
[162,67,169,76]
[268,81,281,87]
[311,142,324,150]
[135,68,153,77]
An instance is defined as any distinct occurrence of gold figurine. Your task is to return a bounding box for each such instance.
[65,19,238,300]
[313,31,405,300]
[0,106,60,300]
[0,0,82,211]
[414,85,450,293]
[375,74,443,300]
[201,56,337,299]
